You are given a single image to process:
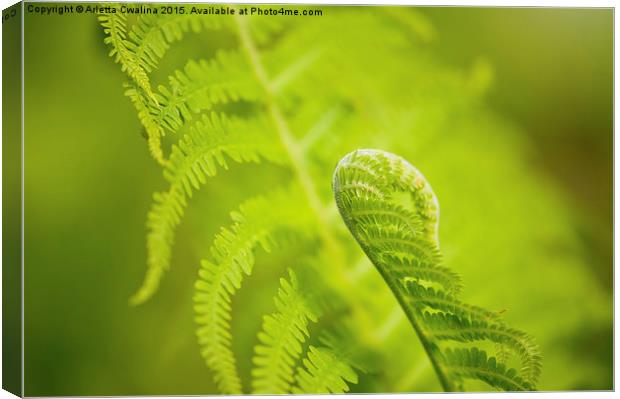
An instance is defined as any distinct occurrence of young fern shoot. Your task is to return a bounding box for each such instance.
[333,149,541,392]
[102,7,545,393]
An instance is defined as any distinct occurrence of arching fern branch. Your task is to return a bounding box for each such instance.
[118,29,285,303]
[249,268,359,394]
[333,149,541,392]
[131,112,286,305]
[128,13,233,76]
[99,11,239,164]
[98,11,156,103]
[193,185,316,394]
[153,50,260,134]
[124,85,166,164]
[251,269,317,394]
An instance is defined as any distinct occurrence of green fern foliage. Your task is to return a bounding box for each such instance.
[251,270,317,394]
[131,112,285,305]
[101,6,558,393]
[154,51,260,134]
[101,8,301,303]
[127,13,231,75]
[443,348,533,391]
[333,149,541,392]
[421,311,541,384]
[123,85,166,163]
[193,185,315,394]
[292,346,358,393]
[99,11,237,165]
[99,12,156,102]
[249,269,358,394]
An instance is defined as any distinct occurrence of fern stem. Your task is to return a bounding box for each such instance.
[355,235,455,391]
[340,222,456,392]
[234,15,336,255]
[233,14,384,350]
[395,286,455,392]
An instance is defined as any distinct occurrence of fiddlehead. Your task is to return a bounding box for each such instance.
[333,149,541,391]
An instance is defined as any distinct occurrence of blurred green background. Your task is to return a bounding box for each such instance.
[21,5,611,395]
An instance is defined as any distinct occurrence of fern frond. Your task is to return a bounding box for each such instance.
[421,312,542,384]
[102,12,240,164]
[193,186,315,393]
[128,13,233,74]
[251,270,317,394]
[98,12,156,102]
[123,50,261,165]
[154,51,260,133]
[383,254,462,295]
[443,348,533,391]
[404,281,501,323]
[333,149,541,391]
[355,224,441,267]
[124,85,166,164]
[292,346,358,393]
[335,150,439,243]
[346,197,425,236]
[131,112,286,305]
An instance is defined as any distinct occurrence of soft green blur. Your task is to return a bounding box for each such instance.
[423,7,613,289]
[20,4,611,395]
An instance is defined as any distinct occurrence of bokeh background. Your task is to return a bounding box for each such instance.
[19,4,612,395]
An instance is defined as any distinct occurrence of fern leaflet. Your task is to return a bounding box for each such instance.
[251,270,317,394]
[154,51,260,134]
[128,13,232,75]
[292,346,358,393]
[99,12,156,103]
[193,185,315,393]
